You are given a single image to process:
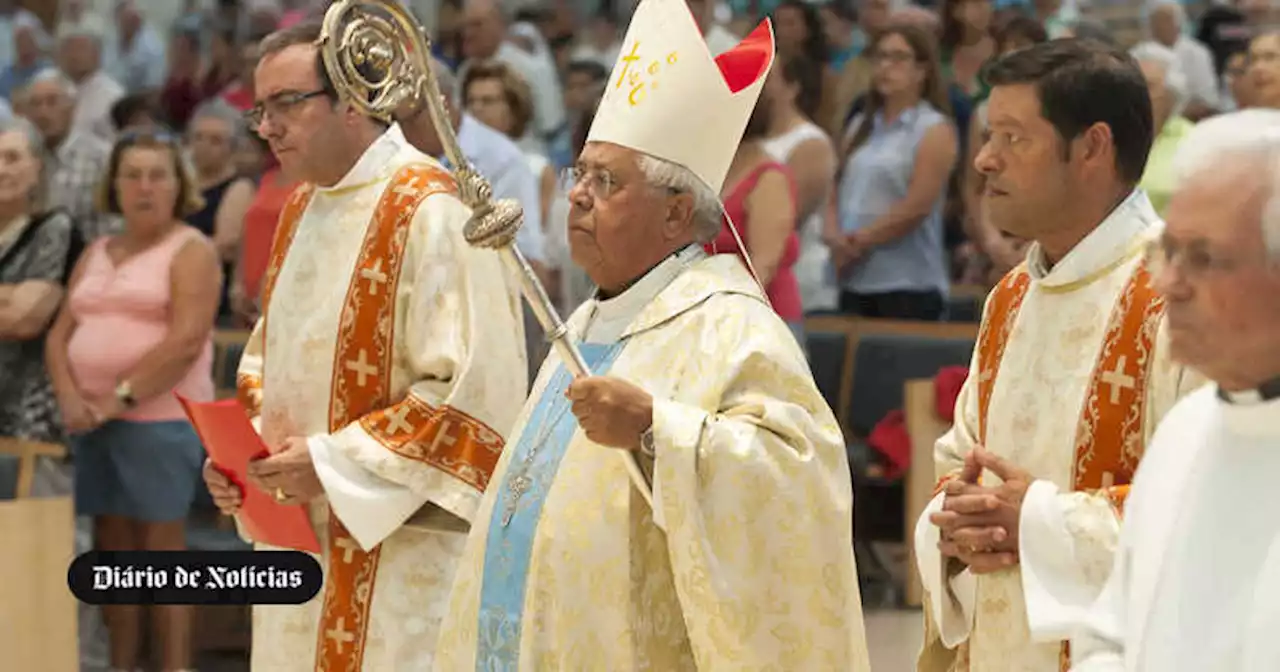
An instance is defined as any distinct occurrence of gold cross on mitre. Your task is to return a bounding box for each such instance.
[586,0,777,195]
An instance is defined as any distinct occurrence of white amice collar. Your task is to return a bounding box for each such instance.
[581,244,706,342]
[316,123,408,193]
[1217,378,1280,439]
[1026,189,1159,289]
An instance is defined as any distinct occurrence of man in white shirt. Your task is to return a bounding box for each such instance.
[1071,108,1280,672]
[458,0,564,155]
[1138,2,1219,120]
[56,21,123,143]
[20,69,112,241]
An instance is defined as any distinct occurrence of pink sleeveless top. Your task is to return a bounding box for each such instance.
[65,226,215,422]
[705,161,804,321]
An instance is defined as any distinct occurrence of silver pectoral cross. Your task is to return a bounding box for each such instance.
[501,473,532,526]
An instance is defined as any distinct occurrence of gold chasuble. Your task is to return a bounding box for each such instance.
[435,253,871,671]
[915,191,1203,672]
[234,125,527,671]
[435,0,869,667]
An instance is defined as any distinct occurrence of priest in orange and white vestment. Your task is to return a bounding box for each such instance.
[914,39,1202,671]
[199,19,527,671]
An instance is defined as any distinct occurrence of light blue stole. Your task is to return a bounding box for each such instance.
[475,340,627,671]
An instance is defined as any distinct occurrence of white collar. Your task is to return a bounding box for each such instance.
[1025,189,1159,289]
[583,244,707,339]
[1218,392,1280,439]
[317,123,408,193]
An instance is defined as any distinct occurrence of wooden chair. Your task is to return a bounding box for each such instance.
[805,317,977,605]
[836,318,978,437]
[0,437,78,671]
[903,378,953,608]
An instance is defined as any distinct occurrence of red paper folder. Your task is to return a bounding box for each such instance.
[177,394,321,553]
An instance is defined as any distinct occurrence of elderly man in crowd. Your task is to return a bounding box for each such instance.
[458,0,564,154]
[108,0,166,94]
[1138,2,1219,119]
[57,19,123,143]
[0,13,50,99]
[19,68,112,241]
[434,0,870,668]
[1072,109,1280,671]
[1133,42,1194,215]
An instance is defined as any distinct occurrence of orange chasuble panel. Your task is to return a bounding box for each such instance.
[312,164,461,672]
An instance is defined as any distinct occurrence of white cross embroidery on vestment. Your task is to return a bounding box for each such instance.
[1100,355,1137,405]
[359,259,388,296]
[335,537,360,564]
[345,350,377,387]
[392,176,424,205]
[383,405,415,435]
[325,617,356,653]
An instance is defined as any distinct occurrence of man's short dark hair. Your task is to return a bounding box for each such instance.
[256,19,337,100]
[984,38,1153,184]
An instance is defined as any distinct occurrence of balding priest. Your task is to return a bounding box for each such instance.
[432,0,871,668]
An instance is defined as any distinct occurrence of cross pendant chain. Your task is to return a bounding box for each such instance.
[499,390,576,528]
[501,472,532,526]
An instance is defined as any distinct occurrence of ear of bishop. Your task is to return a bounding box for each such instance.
[586,0,776,194]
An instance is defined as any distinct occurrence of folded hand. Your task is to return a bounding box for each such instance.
[930,448,1035,574]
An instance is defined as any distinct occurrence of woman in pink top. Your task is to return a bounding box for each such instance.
[705,95,805,350]
[45,129,220,672]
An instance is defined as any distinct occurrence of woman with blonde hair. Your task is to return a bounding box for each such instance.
[45,129,221,672]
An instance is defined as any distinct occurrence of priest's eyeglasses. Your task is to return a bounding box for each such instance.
[245,89,330,130]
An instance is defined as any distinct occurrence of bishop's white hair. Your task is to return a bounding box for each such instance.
[1171,109,1280,260]
[636,154,723,243]
[1130,42,1189,118]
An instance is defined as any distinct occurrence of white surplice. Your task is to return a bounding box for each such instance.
[234,125,528,670]
[914,191,1203,671]
[1071,386,1280,672]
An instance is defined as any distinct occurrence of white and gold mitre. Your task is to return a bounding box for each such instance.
[586,0,776,193]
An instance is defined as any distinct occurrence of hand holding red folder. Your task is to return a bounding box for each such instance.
[178,394,321,553]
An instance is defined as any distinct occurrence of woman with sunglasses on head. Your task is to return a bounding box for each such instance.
[44,129,220,672]
[827,22,958,320]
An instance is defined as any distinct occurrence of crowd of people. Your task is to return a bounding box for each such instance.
[0,0,1276,670]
